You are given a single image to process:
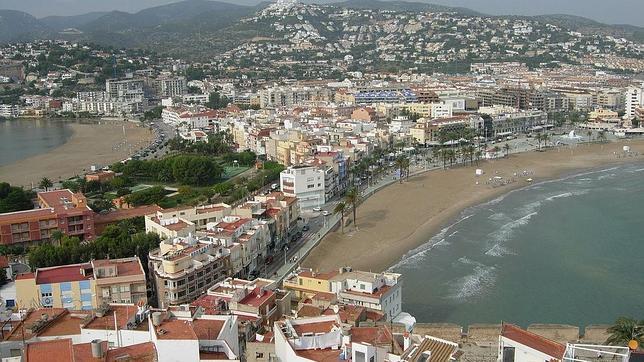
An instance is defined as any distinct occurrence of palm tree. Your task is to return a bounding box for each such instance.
[542,133,551,148]
[492,145,501,158]
[39,177,53,191]
[586,130,593,143]
[598,130,608,143]
[535,133,543,151]
[475,150,483,165]
[503,143,511,157]
[344,187,360,229]
[395,156,407,183]
[334,202,347,233]
[606,317,644,347]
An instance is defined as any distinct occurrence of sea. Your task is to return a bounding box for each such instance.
[390,162,644,327]
[0,118,72,167]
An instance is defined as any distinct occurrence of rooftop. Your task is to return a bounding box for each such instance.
[291,320,338,336]
[155,318,198,340]
[192,318,225,340]
[35,263,92,284]
[25,339,73,362]
[501,323,566,359]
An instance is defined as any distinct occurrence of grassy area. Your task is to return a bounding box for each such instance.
[222,165,250,179]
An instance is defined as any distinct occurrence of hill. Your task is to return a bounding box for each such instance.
[0,10,50,43]
[332,0,482,16]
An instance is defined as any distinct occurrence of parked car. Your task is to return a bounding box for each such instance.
[313,207,322,212]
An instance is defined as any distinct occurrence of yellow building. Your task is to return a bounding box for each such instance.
[15,257,147,310]
[282,269,339,300]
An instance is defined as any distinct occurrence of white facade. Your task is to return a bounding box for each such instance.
[0,104,20,118]
[331,271,403,321]
[625,84,644,119]
[431,102,454,118]
[280,166,325,209]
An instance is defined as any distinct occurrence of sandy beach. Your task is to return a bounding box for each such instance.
[303,139,644,273]
[0,120,153,187]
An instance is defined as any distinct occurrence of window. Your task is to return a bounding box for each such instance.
[256,353,264,358]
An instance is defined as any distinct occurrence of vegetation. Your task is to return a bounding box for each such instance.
[206,91,231,110]
[167,131,234,156]
[27,218,160,271]
[38,177,53,191]
[111,155,224,186]
[606,317,644,347]
[344,187,360,228]
[334,202,347,233]
[0,183,34,213]
[124,186,169,207]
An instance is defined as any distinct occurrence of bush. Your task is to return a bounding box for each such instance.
[0,183,34,213]
[125,186,167,206]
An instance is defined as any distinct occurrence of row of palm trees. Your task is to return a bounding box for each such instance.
[333,187,360,233]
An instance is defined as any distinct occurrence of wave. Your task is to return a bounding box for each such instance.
[449,264,497,300]
[485,243,516,257]
[388,215,473,270]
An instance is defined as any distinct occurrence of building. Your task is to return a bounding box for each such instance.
[153,76,187,98]
[498,323,566,362]
[145,203,232,238]
[0,190,95,246]
[148,234,232,308]
[105,78,145,102]
[283,267,404,321]
[85,170,115,183]
[23,339,158,362]
[625,83,644,119]
[0,104,20,118]
[280,166,325,209]
[15,257,147,310]
[161,106,224,129]
[259,85,332,108]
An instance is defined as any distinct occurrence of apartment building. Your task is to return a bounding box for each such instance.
[0,189,95,246]
[203,216,271,278]
[153,75,187,98]
[237,191,301,248]
[105,78,145,102]
[0,104,20,118]
[280,166,325,209]
[145,203,232,238]
[625,83,644,119]
[283,267,403,321]
[259,85,332,108]
[161,106,223,129]
[148,234,232,308]
[15,257,147,310]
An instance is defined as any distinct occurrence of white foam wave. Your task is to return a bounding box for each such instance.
[597,173,616,180]
[450,265,496,300]
[387,216,472,270]
[489,211,538,244]
[485,243,516,257]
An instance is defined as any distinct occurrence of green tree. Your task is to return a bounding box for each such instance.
[39,177,54,191]
[0,183,34,213]
[334,202,347,234]
[606,317,643,347]
[344,188,360,229]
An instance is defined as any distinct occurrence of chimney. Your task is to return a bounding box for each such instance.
[91,340,103,358]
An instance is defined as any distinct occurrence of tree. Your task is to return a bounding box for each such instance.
[344,188,360,229]
[334,202,347,233]
[597,130,608,143]
[503,143,511,157]
[39,177,53,191]
[492,145,501,158]
[586,130,593,143]
[0,183,34,213]
[395,156,409,183]
[605,317,644,347]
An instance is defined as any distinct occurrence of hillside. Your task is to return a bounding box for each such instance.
[332,0,482,16]
[0,10,51,43]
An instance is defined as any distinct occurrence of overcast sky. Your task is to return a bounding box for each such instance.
[1,0,642,26]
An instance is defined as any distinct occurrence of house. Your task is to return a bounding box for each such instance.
[498,323,566,362]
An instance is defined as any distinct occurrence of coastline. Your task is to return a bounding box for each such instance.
[0,119,153,188]
[302,139,644,273]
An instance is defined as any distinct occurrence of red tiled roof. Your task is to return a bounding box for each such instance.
[25,339,73,362]
[36,264,92,284]
[94,205,162,225]
[295,348,342,362]
[106,342,157,362]
[298,270,339,280]
[239,287,273,308]
[292,320,338,336]
[155,318,198,340]
[73,340,108,361]
[501,324,566,359]
[192,319,225,340]
[351,326,394,346]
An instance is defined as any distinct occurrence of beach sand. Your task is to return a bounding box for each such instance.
[303,139,644,273]
[0,120,154,187]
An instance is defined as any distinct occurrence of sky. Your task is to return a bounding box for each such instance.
[0,0,642,27]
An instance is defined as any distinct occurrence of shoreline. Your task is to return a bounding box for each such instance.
[302,139,644,273]
[0,119,153,188]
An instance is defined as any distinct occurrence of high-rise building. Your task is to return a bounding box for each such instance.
[625,83,644,119]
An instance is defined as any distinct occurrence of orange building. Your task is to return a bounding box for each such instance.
[0,190,96,246]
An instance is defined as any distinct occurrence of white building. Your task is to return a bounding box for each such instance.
[625,83,644,119]
[280,166,325,209]
[0,104,20,118]
[330,268,403,321]
[161,106,221,129]
[498,323,566,362]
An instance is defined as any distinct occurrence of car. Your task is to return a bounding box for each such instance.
[313,207,322,212]
[322,211,330,216]
[302,225,309,231]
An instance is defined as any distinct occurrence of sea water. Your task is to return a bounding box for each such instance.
[390,162,644,327]
[0,119,73,166]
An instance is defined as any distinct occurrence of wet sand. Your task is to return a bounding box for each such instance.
[303,139,644,273]
[0,120,153,187]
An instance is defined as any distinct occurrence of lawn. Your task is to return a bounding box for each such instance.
[222,165,250,179]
